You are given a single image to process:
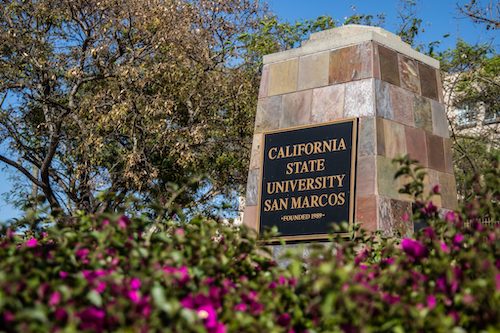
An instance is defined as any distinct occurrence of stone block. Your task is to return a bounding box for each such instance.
[242,205,258,231]
[378,45,400,86]
[245,169,260,206]
[426,133,446,172]
[378,197,413,237]
[249,134,263,170]
[372,41,381,79]
[436,70,444,103]
[382,119,407,159]
[358,117,376,156]
[344,79,375,117]
[390,199,413,237]
[431,99,450,138]
[414,95,432,132]
[376,117,386,156]
[355,195,377,232]
[254,96,282,133]
[405,126,428,167]
[298,51,329,90]
[356,156,376,196]
[329,42,373,84]
[424,168,442,207]
[377,156,400,199]
[375,80,393,120]
[311,84,344,123]
[259,65,270,99]
[390,85,414,126]
[268,59,298,96]
[439,172,458,210]
[281,90,312,128]
[398,54,420,94]
[443,138,454,174]
[418,63,438,100]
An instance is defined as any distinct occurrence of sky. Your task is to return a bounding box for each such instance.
[0,0,497,222]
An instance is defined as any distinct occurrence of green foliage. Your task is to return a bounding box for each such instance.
[1,159,499,332]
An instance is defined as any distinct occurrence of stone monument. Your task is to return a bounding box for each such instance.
[243,25,458,240]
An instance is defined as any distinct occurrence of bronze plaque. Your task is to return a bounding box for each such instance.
[258,119,358,241]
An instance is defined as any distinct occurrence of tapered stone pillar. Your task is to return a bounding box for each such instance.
[243,25,457,238]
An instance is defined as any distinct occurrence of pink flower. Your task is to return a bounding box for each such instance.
[95,281,107,293]
[440,241,450,253]
[25,238,38,248]
[197,304,218,329]
[59,271,68,279]
[453,234,464,246]
[77,307,105,331]
[175,228,185,236]
[102,219,110,227]
[234,303,247,312]
[432,184,440,194]
[49,291,61,306]
[76,248,90,263]
[444,211,458,223]
[55,308,67,321]
[277,313,291,327]
[128,290,141,304]
[130,278,141,290]
[382,292,400,305]
[117,215,130,229]
[426,295,436,310]
[401,238,427,260]
[3,311,15,322]
[163,266,189,284]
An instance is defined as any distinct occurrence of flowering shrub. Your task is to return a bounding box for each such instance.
[0,156,498,332]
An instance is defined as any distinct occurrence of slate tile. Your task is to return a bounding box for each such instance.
[298,51,329,90]
[390,199,413,237]
[377,156,400,199]
[390,85,415,126]
[414,95,433,132]
[245,168,260,206]
[376,117,386,156]
[378,45,400,86]
[426,133,446,172]
[329,42,373,84]
[344,79,375,117]
[356,156,376,196]
[382,119,407,159]
[259,65,270,99]
[254,96,282,133]
[249,134,263,170]
[358,117,376,156]
[268,58,298,96]
[439,172,458,210]
[418,63,438,100]
[398,55,420,94]
[356,195,377,232]
[443,138,454,174]
[281,90,312,128]
[375,80,393,120]
[378,196,394,237]
[405,126,428,167]
[311,84,344,123]
[431,99,450,138]
[243,205,258,231]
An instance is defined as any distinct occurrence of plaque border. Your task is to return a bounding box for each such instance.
[256,118,359,243]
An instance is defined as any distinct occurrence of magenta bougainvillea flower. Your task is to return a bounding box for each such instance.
[401,238,428,260]
[25,238,37,248]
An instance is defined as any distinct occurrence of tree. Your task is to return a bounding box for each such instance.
[458,0,500,30]
[0,0,263,217]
